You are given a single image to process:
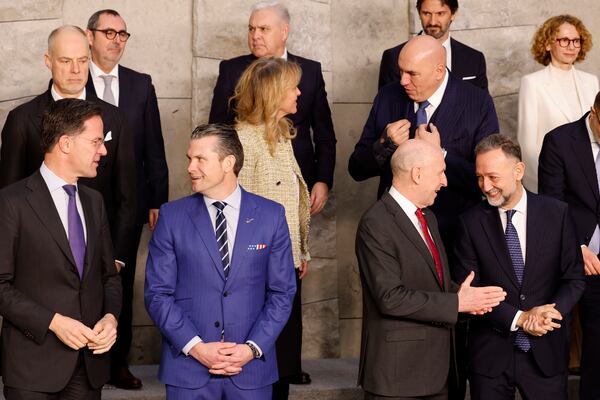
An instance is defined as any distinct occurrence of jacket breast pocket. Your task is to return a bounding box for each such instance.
[385,327,426,342]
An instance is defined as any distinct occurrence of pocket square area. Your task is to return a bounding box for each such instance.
[248,244,268,251]
[104,131,113,141]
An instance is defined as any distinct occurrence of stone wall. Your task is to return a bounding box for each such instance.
[2,0,600,363]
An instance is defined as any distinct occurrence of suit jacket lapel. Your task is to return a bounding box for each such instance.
[480,203,521,289]
[424,209,452,290]
[382,194,443,289]
[118,66,133,111]
[225,190,257,288]
[25,172,78,274]
[430,75,464,145]
[571,114,600,201]
[187,195,226,282]
[523,192,544,289]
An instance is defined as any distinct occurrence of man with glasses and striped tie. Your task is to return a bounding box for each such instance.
[145,124,296,400]
[454,134,585,400]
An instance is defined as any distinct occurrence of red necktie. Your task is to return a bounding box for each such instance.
[415,208,444,286]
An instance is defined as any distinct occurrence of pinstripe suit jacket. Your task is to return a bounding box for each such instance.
[348,72,499,239]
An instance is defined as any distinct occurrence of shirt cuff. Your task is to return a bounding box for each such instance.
[246,340,263,358]
[182,336,202,355]
[511,310,523,331]
[115,260,125,268]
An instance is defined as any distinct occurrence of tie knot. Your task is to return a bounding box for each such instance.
[100,75,114,85]
[506,209,516,223]
[213,201,227,212]
[415,208,425,220]
[63,184,77,197]
[418,100,430,111]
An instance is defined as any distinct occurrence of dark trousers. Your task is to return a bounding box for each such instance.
[110,224,143,369]
[272,270,302,400]
[580,276,600,400]
[4,355,100,400]
[364,384,448,400]
[469,350,567,400]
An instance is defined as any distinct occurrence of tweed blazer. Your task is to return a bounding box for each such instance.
[236,122,310,267]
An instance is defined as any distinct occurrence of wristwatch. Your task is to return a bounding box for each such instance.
[246,341,260,359]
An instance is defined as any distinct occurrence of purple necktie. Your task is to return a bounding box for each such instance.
[63,185,86,279]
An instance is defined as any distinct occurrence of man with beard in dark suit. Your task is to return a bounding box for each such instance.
[208,2,336,397]
[85,9,169,389]
[378,0,487,90]
[0,26,136,303]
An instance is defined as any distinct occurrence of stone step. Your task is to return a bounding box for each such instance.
[0,359,582,399]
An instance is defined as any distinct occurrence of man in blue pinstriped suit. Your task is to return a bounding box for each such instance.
[145,124,296,399]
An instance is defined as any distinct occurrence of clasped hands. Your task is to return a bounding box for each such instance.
[517,303,562,337]
[189,341,254,376]
[457,271,507,315]
[49,313,118,354]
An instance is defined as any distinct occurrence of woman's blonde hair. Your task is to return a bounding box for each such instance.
[233,57,301,155]
[531,15,592,66]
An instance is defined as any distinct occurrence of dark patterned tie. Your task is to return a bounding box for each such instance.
[416,100,431,126]
[63,185,86,280]
[505,209,531,352]
[213,201,230,278]
[415,208,444,286]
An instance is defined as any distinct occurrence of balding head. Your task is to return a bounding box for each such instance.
[398,35,447,102]
[391,139,447,208]
[44,25,89,98]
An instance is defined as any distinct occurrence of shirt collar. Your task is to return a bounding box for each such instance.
[441,36,451,52]
[51,85,86,101]
[586,113,597,144]
[427,69,449,109]
[40,162,75,191]
[499,188,528,217]
[388,186,418,216]
[90,60,119,79]
[203,184,242,211]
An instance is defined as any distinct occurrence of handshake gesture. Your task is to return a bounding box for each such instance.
[457,271,507,314]
[517,303,562,336]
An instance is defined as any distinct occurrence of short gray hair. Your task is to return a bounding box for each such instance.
[47,25,87,54]
[251,1,290,24]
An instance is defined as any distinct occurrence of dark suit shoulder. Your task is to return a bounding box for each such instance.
[288,53,321,70]
[220,54,255,69]
[118,64,152,81]
[382,42,405,58]
[529,190,568,212]
[451,38,485,59]
[7,92,50,118]
[545,116,586,142]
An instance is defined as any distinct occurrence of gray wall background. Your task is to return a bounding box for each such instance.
[1,0,599,363]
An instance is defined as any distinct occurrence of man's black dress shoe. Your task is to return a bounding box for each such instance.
[108,366,143,390]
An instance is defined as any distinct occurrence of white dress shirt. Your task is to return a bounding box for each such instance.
[39,162,87,242]
[89,61,120,106]
[182,185,262,357]
[412,70,449,124]
[498,190,528,331]
[388,186,433,248]
[51,85,86,101]
[442,36,452,72]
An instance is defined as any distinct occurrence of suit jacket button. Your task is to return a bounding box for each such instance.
[520,294,526,301]
[276,181,281,185]
[214,321,220,328]
[223,291,228,297]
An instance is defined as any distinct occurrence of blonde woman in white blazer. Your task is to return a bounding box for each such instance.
[518,15,598,192]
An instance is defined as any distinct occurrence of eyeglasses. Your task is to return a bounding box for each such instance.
[77,136,106,148]
[92,29,131,42]
[555,37,582,48]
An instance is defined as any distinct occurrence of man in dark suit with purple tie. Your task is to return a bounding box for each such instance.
[538,91,600,399]
[455,134,585,399]
[85,9,169,389]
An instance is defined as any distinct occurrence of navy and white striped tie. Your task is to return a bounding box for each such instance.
[213,201,230,278]
[505,209,531,352]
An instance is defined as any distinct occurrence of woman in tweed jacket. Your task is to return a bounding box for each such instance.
[233,57,310,400]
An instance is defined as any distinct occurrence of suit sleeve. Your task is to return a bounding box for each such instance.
[111,111,137,261]
[99,195,122,319]
[208,60,237,124]
[0,192,54,344]
[144,206,203,352]
[551,204,585,315]
[378,48,397,90]
[308,63,336,188]
[356,217,459,324]
[246,205,296,355]
[348,92,396,181]
[443,92,498,196]
[538,133,566,201]
[453,216,520,332]
[143,77,169,209]
[0,110,28,188]
[517,75,540,191]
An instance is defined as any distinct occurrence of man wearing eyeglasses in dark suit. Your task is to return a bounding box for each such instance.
[85,9,169,390]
